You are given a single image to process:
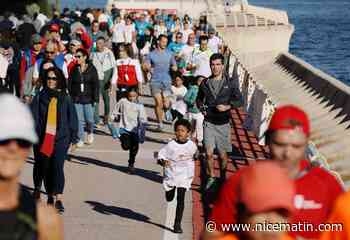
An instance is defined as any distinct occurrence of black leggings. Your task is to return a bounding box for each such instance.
[120,132,139,166]
[166,187,186,226]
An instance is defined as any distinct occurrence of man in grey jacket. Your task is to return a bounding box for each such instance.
[197,53,242,190]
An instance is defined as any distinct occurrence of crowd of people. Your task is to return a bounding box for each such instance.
[0,4,349,240]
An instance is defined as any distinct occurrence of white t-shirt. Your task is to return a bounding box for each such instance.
[193,48,213,78]
[124,24,136,44]
[0,54,9,79]
[179,44,197,76]
[208,36,223,54]
[112,23,126,43]
[154,25,167,38]
[171,85,188,115]
[98,13,109,23]
[181,29,194,44]
[158,140,197,191]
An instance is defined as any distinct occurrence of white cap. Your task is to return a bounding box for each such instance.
[0,94,38,144]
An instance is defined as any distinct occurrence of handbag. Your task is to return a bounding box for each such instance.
[137,104,147,144]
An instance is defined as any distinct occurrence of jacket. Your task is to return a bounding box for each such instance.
[31,88,79,147]
[68,63,99,104]
[196,75,242,125]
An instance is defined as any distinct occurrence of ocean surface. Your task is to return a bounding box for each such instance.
[61,0,350,84]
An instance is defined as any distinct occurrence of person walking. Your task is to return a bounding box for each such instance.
[196,53,242,190]
[91,36,116,126]
[69,48,99,147]
[112,44,144,101]
[0,93,63,240]
[31,66,79,212]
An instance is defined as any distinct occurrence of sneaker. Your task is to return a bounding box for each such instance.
[127,165,135,175]
[205,177,216,190]
[173,224,183,234]
[55,200,65,213]
[76,141,84,148]
[86,134,94,145]
[47,196,54,205]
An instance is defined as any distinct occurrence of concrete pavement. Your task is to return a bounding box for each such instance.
[20,89,193,240]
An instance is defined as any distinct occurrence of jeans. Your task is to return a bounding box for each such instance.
[75,103,94,141]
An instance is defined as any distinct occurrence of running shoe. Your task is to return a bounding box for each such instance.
[205,177,216,190]
[86,134,94,145]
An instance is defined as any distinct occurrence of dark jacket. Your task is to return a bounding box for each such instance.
[68,63,99,104]
[197,75,242,125]
[31,88,79,148]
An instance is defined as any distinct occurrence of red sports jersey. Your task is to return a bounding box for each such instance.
[209,160,344,239]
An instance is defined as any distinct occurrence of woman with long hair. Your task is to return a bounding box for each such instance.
[68,48,99,147]
[31,66,79,212]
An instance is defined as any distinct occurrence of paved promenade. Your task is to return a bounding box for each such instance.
[20,88,193,240]
[18,85,268,240]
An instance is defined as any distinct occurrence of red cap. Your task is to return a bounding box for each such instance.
[239,161,295,216]
[49,24,60,32]
[268,105,310,136]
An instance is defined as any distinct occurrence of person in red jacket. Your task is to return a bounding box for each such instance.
[112,44,143,101]
[208,105,344,239]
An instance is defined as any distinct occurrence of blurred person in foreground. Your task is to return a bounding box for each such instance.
[208,105,344,239]
[320,190,350,240]
[203,161,295,240]
[0,93,63,240]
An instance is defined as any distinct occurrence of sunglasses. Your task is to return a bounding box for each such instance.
[0,139,32,148]
[75,55,83,59]
[47,76,58,81]
[45,51,55,55]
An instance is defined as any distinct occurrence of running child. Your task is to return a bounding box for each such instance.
[110,87,147,174]
[184,75,205,147]
[168,73,187,121]
[157,119,197,233]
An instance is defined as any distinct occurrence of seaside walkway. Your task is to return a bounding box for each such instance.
[19,85,266,240]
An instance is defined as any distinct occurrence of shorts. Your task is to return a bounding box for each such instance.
[203,121,232,153]
[150,81,172,97]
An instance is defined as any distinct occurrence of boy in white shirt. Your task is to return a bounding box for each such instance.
[157,119,197,234]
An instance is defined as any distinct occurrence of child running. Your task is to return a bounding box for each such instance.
[169,73,188,121]
[157,119,197,233]
[110,87,147,174]
[184,76,205,148]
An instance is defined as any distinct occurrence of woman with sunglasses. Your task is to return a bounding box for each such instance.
[68,48,99,147]
[31,66,79,212]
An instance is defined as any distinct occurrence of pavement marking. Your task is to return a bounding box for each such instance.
[163,196,179,240]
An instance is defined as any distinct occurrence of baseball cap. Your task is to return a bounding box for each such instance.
[0,94,38,144]
[268,105,310,137]
[31,34,42,44]
[238,161,295,216]
[49,24,60,32]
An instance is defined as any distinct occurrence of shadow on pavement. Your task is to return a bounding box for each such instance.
[85,201,173,232]
[70,155,163,184]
